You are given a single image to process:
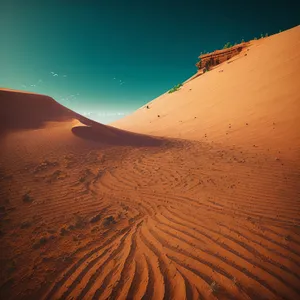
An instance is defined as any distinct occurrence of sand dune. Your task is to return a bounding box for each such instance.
[112,25,300,159]
[0,89,163,147]
[1,26,300,300]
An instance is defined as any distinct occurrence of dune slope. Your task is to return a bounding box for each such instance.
[1,26,300,300]
[112,25,300,158]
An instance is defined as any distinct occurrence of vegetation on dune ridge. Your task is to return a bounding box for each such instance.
[196,30,277,70]
[168,83,183,93]
[223,42,233,49]
[203,30,277,57]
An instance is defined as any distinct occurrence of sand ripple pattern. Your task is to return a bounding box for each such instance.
[1,141,300,300]
[34,143,300,300]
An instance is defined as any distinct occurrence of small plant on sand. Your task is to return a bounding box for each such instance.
[241,38,245,43]
[254,37,257,40]
[260,33,264,39]
[223,42,232,49]
[168,83,182,94]
[210,281,219,294]
[265,33,268,37]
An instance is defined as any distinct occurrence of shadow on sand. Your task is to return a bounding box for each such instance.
[71,125,165,147]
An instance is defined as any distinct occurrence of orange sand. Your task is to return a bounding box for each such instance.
[0,25,300,300]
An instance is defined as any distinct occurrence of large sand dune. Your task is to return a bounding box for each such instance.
[112,25,300,159]
[0,26,300,300]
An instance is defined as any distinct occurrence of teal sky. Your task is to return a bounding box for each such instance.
[0,0,299,124]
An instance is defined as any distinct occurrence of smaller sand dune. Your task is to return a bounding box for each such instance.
[0,89,74,132]
[0,89,163,147]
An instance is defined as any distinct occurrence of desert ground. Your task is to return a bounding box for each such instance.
[0,26,300,300]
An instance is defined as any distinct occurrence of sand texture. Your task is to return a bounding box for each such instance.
[0,25,300,300]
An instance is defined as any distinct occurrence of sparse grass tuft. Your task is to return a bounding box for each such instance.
[168,83,182,93]
[223,42,232,49]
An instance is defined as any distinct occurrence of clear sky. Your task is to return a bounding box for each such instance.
[0,0,299,123]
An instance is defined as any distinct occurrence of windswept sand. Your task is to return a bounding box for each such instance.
[1,26,300,300]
